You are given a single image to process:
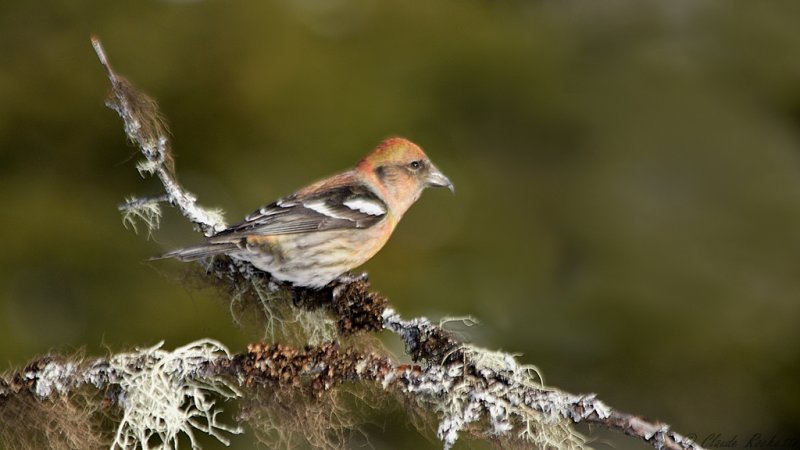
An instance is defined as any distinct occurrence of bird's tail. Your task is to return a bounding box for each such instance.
[155,242,241,262]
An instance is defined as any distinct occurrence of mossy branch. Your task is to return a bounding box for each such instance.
[0,37,705,450]
[2,340,699,450]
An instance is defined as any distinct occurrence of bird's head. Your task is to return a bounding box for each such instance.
[358,137,454,215]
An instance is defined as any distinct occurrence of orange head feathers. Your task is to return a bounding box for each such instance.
[357,137,454,216]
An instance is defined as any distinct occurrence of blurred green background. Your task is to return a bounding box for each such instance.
[2,0,800,449]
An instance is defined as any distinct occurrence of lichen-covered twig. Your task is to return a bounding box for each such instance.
[2,340,701,450]
[91,37,226,236]
[380,307,700,450]
[268,286,701,450]
[1,340,241,450]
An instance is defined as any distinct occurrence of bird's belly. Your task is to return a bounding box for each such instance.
[235,229,387,288]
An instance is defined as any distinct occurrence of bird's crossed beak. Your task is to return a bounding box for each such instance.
[426,165,455,193]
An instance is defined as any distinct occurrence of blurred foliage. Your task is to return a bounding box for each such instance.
[1,0,800,449]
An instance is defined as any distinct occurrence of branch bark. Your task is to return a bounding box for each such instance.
[2,339,700,450]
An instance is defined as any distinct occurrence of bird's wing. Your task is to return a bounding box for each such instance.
[208,184,388,242]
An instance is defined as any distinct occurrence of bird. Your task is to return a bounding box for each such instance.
[162,137,454,288]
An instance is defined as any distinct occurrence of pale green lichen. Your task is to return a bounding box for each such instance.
[120,198,162,237]
[291,308,338,346]
[109,340,242,450]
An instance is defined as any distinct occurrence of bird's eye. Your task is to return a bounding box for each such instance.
[408,160,422,171]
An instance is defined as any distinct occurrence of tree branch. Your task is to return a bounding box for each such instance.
[0,37,705,450]
[91,37,226,237]
[3,340,700,450]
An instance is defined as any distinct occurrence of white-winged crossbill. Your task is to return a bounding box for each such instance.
[163,137,454,288]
